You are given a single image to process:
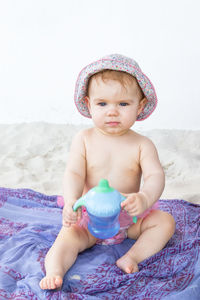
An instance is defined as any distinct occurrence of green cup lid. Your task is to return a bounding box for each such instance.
[93,179,114,193]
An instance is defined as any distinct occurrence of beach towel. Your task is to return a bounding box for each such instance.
[0,187,199,299]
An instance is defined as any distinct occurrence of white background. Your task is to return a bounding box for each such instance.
[0,0,200,129]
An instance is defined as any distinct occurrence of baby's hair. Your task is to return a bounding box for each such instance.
[87,69,145,100]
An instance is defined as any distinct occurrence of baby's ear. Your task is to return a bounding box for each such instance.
[138,97,147,115]
[85,96,91,111]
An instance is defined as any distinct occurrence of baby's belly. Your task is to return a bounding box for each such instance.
[85,170,141,194]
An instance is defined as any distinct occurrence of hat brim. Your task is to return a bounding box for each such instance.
[74,55,157,121]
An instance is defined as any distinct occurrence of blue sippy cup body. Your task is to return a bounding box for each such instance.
[87,212,120,239]
[86,190,123,239]
[73,179,125,239]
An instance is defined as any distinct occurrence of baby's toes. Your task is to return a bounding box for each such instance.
[125,262,139,274]
[116,253,139,274]
[39,275,63,290]
[54,276,63,288]
[39,277,49,289]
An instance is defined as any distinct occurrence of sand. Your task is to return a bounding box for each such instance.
[0,123,199,204]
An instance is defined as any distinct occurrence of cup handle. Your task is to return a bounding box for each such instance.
[73,196,86,212]
[132,216,137,223]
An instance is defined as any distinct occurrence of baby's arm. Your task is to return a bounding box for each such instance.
[121,137,164,216]
[62,130,86,226]
[139,137,165,207]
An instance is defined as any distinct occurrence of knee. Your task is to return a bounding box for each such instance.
[161,212,176,238]
[141,210,176,238]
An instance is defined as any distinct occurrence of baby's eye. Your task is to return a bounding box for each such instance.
[98,102,106,106]
[119,102,129,106]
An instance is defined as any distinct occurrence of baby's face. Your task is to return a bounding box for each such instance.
[86,77,146,136]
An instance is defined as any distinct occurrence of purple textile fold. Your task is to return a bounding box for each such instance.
[0,187,199,299]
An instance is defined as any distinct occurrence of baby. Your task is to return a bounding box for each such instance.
[40,54,175,290]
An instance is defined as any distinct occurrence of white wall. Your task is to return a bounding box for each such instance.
[0,0,200,129]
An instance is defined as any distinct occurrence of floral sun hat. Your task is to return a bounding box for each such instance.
[74,54,157,121]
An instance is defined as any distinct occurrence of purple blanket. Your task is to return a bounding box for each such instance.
[0,187,199,299]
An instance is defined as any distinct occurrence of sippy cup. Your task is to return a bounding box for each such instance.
[73,179,137,239]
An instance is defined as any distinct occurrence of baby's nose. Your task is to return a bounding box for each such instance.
[107,105,119,116]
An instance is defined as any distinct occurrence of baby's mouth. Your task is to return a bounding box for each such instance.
[106,121,120,127]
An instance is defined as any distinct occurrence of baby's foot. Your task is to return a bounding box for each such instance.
[116,253,139,274]
[39,275,63,290]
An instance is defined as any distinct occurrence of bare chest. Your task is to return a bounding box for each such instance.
[85,139,141,188]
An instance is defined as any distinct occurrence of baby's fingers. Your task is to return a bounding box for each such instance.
[62,216,77,227]
[62,220,71,227]
[121,198,129,209]
[76,208,82,220]
[121,196,136,209]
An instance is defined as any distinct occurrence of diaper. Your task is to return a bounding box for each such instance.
[77,202,159,245]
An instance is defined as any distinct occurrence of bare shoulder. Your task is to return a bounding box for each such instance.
[129,130,156,148]
[70,128,96,151]
[75,128,95,138]
[72,127,93,141]
[69,129,88,153]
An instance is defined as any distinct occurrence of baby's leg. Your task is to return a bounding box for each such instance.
[39,225,96,290]
[116,210,175,273]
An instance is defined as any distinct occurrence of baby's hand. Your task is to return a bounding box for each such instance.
[121,192,148,217]
[62,202,81,227]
